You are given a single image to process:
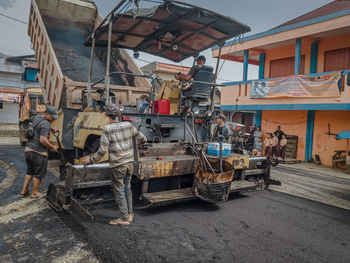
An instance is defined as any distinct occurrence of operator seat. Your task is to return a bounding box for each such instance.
[181,65,215,105]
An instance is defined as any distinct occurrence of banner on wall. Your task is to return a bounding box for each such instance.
[0,92,19,103]
[251,72,342,98]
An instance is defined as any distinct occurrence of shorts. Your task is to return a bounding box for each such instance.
[25,151,48,179]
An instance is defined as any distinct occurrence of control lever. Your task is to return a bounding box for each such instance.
[218,135,225,173]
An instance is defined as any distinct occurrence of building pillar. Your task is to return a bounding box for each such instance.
[243,50,249,81]
[305,110,315,161]
[258,53,265,79]
[294,38,302,75]
[310,42,319,74]
[255,110,262,127]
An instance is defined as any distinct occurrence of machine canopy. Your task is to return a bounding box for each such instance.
[84,0,250,62]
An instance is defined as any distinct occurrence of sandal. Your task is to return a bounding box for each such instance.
[19,191,30,198]
[109,218,130,226]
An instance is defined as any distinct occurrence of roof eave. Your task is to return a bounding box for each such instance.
[212,8,350,52]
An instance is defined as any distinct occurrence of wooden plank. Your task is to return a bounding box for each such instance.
[143,188,195,205]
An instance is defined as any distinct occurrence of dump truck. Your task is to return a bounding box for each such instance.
[18,87,46,145]
[28,0,151,150]
[29,0,280,219]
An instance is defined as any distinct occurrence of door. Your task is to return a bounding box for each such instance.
[269,56,305,78]
[285,135,298,159]
[324,47,350,72]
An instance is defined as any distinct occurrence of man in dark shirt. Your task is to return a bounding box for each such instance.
[175,55,206,81]
[213,114,230,142]
[274,125,285,142]
[20,106,59,198]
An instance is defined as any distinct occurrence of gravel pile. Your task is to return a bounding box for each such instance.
[0,125,19,137]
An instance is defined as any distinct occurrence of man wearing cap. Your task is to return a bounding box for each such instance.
[213,114,230,143]
[20,106,59,198]
[82,104,147,226]
[175,55,206,81]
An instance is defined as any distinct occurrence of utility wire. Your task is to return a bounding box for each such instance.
[217,34,242,76]
[0,13,28,25]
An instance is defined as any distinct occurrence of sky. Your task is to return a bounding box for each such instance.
[0,0,332,83]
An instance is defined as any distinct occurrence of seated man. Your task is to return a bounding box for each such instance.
[175,55,213,114]
[175,55,206,82]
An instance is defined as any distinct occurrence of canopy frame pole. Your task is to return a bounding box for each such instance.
[88,0,128,41]
[214,44,223,82]
[347,139,350,174]
[87,36,95,107]
[212,44,223,113]
[105,15,113,104]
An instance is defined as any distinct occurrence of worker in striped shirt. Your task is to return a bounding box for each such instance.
[82,104,147,226]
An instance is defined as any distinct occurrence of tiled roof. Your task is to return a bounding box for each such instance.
[275,0,350,28]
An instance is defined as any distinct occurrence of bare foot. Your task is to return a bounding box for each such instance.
[30,192,46,199]
[19,191,30,198]
[109,218,130,225]
[128,213,134,222]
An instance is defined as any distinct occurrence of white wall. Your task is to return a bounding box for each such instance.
[0,102,19,124]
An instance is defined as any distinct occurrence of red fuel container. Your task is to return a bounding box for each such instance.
[153,99,170,114]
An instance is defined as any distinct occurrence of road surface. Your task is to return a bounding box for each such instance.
[1,145,350,263]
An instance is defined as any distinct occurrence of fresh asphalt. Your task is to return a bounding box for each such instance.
[1,145,350,263]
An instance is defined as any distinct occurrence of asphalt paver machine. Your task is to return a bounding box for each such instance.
[47,0,280,220]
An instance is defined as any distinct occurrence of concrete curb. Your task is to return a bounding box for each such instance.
[276,163,350,180]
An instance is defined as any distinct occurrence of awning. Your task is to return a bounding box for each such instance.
[0,86,23,93]
[336,131,350,140]
[84,0,250,62]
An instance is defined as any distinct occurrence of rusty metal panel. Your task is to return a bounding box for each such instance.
[193,160,234,202]
[138,143,187,157]
[207,154,249,170]
[195,169,233,184]
[137,154,199,180]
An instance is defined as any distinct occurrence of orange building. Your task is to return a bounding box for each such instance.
[212,0,350,166]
